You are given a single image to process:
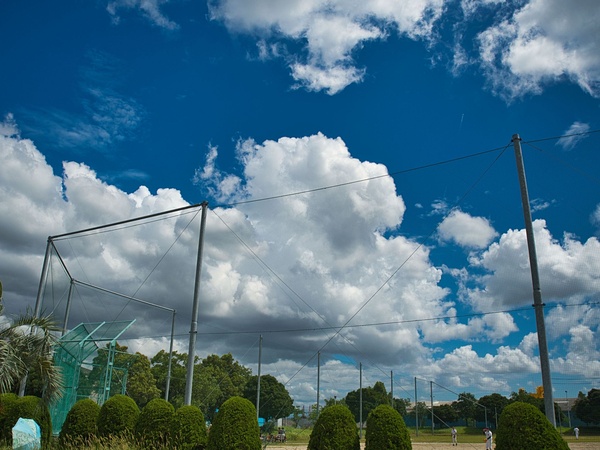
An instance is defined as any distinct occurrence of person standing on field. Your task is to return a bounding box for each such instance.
[484,428,492,449]
[451,427,457,446]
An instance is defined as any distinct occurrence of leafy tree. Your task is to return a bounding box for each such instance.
[391,397,411,417]
[0,283,62,404]
[127,352,161,408]
[476,393,510,424]
[509,388,544,417]
[206,396,261,450]
[151,349,188,407]
[407,401,429,428]
[308,404,360,450]
[345,381,390,423]
[191,364,222,422]
[83,343,136,400]
[200,353,251,403]
[452,392,477,426]
[365,404,411,450]
[573,389,600,424]
[243,374,294,420]
[496,401,568,450]
[432,404,458,426]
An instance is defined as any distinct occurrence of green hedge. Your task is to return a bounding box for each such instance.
[134,398,175,448]
[97,394,139,439]
[172,405,208,450]
[1,395,52,449]
[207,396,261,450]
[365,404,411,450]
[308,404,360,450]
[496,401,569,450]
[0,393,19,446]
[59,398,100,446]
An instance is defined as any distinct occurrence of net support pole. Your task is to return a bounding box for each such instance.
[184,202,208,406]
[512,134,555,425]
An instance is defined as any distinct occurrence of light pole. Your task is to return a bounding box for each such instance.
[566,391,571,428]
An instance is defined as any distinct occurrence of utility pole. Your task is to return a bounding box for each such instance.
[256,335,262,420]
[415,377,419,437]
[184,202,208,405]
[359,363,363,439]
[316,352,320,417]
[430,381,434,435]
[512,135,555,425]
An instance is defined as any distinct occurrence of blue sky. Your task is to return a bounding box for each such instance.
[1,0,599,409]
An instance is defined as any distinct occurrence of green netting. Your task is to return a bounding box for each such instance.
[50,320,135,435]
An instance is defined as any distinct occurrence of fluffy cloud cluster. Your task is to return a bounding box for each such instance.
[1,115,598,405]
[477,0,600,100]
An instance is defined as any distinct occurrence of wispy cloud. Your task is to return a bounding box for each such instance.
[22,51,144,152]
[556,121,591,151]
[106,0,179,30]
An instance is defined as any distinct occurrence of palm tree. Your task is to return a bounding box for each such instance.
[0,281,62,403]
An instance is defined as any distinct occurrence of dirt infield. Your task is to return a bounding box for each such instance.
[264,442,596,449]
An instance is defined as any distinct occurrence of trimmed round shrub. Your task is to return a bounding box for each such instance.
[206,396,261,450]
[365,404,411,450]
[134,398,175,448]
[59,398,100,446]
[97,394,139,438]
[496,401,569,450]
[172,405,208,450]
[0,393,19,445]
[308,404,360,450]
[11,396,52,449]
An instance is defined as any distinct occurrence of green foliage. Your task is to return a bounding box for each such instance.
[365,404,411,450]
[308,404,360,450]
[59,398,100,445]
[134,398,174,448]
[206,396,261,450]
[574,389,600,424]
[84,344,136,402]
[345,381,389,423]
[452,392,477,426]
[0,294,62,403]
[495,401,569,450]
[151,350,188,408]
[0,393,18,445]
[8,396,52,449]
[97,394,139,438]
[243,374,294,420]
[172,405,208,450]
[200,354,251,421]
[127,353,161,408]
[476,392,509,423]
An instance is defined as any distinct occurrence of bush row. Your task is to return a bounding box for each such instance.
[1,394,571,450]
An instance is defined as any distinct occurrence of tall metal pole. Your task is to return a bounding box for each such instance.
[256,335,262,420]
[359,363,363,439]
[62,279,75,336]
[165,310,176,401]
[184,202,208,406]
[430,381,434,435]
[512,135,555,425]
[34,238,52,318]
[316,352,320,417]
[390,371,394,409]
[415,377,419,437]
